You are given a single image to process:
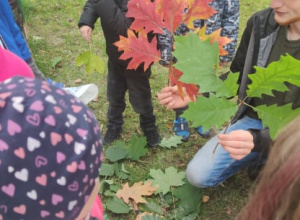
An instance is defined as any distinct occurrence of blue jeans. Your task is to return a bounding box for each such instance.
[186,116,265,187]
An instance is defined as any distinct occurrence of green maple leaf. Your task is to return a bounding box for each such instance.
[126,134,148,161]
[149,167,185,195]
[172,32,220,94]
[256,104,300,138]
[105,141,127,162]
[159,135,182,148]
[247,54,300,98]
[182,95,238,131]
[76,51,105,74]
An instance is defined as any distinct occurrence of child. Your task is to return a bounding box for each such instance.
[0,77,103,220]
[78,0,161,147]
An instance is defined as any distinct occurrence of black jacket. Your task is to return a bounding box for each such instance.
[78,0,132,64]
[229,8,300,154]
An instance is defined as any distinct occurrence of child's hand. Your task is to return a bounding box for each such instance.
[79,26,93,42]
[157,86,192,109]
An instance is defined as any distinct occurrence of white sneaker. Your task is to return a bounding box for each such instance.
[64,84,98,104]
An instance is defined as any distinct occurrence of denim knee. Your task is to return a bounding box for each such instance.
[186,160,220,188]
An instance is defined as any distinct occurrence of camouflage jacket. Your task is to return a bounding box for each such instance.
[158,0,240,65]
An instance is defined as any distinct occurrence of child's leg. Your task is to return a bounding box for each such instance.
[106,60,127,128]
[125,66,160,146]
[125,66,156,129]
[186,116,264,187]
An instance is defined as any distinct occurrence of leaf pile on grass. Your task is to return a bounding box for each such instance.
[100,134,205,219]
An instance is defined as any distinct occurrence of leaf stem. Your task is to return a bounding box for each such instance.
[170,187,177,220]
[210,99,247,160]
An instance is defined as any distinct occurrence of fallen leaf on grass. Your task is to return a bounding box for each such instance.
[159,135,182,148]
[74,79,82,84]
[226,209,232,216]
[136,212,163,220]
[116,181,158,204]
[202,195,210,203]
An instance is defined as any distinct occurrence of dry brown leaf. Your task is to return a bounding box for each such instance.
[226,209,232,216]
[116,181,158,204]
[74,79,82,84]
[202,195,210,203]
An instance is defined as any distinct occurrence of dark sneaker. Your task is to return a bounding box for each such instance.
[173,117,190,142]
[143,127,161,147]
[196,126,210,138]
[103,126,122,146]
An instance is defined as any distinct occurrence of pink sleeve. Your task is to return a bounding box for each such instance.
[90,195,104,220]
[0,47,34,81]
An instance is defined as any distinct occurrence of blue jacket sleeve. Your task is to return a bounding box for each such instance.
[0,0,31,62]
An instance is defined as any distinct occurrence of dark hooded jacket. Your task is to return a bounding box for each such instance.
[78,0,131,65]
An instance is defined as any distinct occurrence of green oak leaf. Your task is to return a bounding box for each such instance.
[173,32,220,94]
[126,134,148,161]
[159,135,182,148]
[182,95,238,131]
[105,141,127,162]
[76,51,105,74]
[248,54,300,98]
[149,167,185,195]
[214,71,239,98]
[106,197,130,214]
[256,103,300,139]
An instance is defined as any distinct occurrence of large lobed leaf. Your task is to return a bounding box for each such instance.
[127,0,165,34]
[184,0,216,28]
[149,167,185,195]
[75,51,105,74]
[126,134,148,161]
[172,32,220,93]
[182,95,238,131]
[116,181,158,204]
[114,30,161,71]
[157,0,187,32]
[247,54,300,98]
[256,104,300,139]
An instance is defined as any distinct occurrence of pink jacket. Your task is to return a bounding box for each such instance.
[0,47,34,81]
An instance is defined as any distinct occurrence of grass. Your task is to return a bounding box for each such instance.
[22,0,270,219]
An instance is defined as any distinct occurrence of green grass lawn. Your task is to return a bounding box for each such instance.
[22,0,270,219]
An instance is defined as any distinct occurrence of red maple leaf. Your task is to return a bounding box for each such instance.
[127,0,165,34]
[114,29,161,71]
